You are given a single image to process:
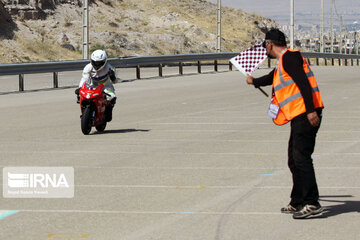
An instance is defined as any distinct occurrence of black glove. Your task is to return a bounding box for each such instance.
[110,97,117,106]
[109,69,116,82]
[75,87,80,103]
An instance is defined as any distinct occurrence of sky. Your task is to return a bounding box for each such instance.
[207,0,360,25]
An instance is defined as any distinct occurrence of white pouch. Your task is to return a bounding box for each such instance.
[267,99,280,119]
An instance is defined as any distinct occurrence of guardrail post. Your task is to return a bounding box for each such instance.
[338,58,341,66]
[316,58,319,66]
[351,59,354,66]
[214,60,218,72]
[345,59,348,66]
[324,58,327,66]
[179,62,183,75]
[19,74,24,91]
[229,61,232,71]
[331,58,334,66]
[136,65,141,79]
[197,61,201,73]
[307,58,311,66]
[53,72,59,88]
[158,64,163,77]
[357,59,359,66]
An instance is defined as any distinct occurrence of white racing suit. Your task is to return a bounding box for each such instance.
[79,63,117,101]
[78,63,117,122]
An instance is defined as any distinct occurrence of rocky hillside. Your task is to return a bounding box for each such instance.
[0,0,277,63]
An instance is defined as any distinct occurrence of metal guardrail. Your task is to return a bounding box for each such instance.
[302,52,360,59]
[302,52,360,67]
[0,53,237,75]
[0,52,359,91]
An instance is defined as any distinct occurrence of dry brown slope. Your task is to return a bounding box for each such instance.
[0,0,277,63]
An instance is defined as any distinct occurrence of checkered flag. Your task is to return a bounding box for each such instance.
[230,40,267,76]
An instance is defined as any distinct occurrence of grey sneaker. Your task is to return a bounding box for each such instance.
[281,204,301,214]
[293,204,323,219]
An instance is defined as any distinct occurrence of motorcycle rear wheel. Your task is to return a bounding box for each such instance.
[81,107,93,135]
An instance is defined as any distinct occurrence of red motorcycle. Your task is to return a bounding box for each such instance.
[78,82,110,135]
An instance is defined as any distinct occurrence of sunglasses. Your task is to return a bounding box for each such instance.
[262,40,271,48]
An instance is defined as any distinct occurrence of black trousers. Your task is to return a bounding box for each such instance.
[288,110,322,207]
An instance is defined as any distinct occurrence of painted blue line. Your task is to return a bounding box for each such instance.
[312,154,320,157]
[0,210,19,220]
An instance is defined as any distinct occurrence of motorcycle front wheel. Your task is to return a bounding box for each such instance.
[95,121,107,132]
[81,107,93,135]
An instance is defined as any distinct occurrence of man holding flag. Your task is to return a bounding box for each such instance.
[246,29,324,219]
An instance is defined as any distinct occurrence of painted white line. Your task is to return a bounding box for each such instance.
[148,129,286,132]
[77,185,207,189]
[87,152,360,156]
[75,185,360,189]
[258,186,360,189]
[18,209,281,215]
[176,114,360,119]
[0,151,283,155]
[0,139,358,144]
[144,122,272,125]
[73,166,360,170]
[1,151,360,156]
[153,129,360,133]
[321,115,360,118]
[86,139,359,144]
[1,165,358,171]
[74,166,285,170]
[0,210,19,220]
[171,116,266,119]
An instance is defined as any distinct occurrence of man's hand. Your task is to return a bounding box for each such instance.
[246,74,254,85]
[307,111,320,127]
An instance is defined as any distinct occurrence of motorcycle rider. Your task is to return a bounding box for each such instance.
[75,49,118,122]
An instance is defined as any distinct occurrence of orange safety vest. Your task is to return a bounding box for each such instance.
[271,49,324,125]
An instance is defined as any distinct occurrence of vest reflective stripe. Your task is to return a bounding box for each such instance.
[304,61,314,77]
[278,87,320,108]
[274,78,294,92]
[312,86,320,93]
[306,71,314,78]
[274,64,315,92]
[272,49,324,125]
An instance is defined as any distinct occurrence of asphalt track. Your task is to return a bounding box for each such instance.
[0,65,360,240]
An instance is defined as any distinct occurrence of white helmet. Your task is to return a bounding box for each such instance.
[90,49,107,71]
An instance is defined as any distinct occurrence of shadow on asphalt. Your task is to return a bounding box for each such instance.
[93,129,151,135]
[319,195,360,218]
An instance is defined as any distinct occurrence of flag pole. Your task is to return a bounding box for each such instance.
[258,87,269,97]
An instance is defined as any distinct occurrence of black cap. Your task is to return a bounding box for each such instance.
[265,28,287,46]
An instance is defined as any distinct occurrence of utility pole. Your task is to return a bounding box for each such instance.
[290,0,294,49]
[330,0,334,53]
[357,32,359,55]
[339,15,343,53]
[82,0,89,59]
[345,28,348,54]
[216,0,221,52]
[320,0,324,52]
[354,31,358,55]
